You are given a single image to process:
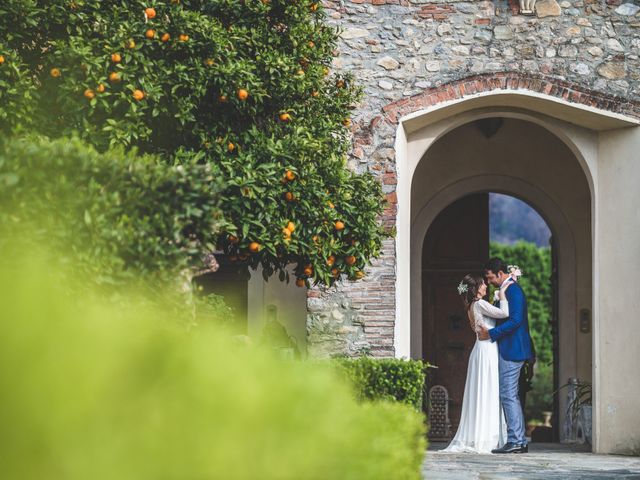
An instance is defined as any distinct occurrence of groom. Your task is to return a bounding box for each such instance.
[478,258,534,454]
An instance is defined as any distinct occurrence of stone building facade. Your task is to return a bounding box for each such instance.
[304,0,640,455]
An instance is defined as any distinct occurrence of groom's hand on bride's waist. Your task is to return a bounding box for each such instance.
[477,325,490,341]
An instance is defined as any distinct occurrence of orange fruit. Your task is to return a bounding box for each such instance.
[336,79,345,88]
[303,265,313,276]
[295,278,305,288]
[109,72,121,83]
[83,89,95,99]
[111,53,121,63]
[96,84,106,93]
[354,271,364,280]
[311,90,319,98]
[308,41,315,48]
[285,170,296,181]
[145,29,156,39]
[296,69,305,76]
[310,3,318,11]
[0,55,6,65]
[279,112,291,122]
[50,68,61,78]
[334,221,345,231]
[179,34,189,42]
[331,267,340,278]
[343,118,351,127]
[228,235,239,244]
[328,201,335,209]
[284,192,294,202]
[145,7,156,18]
[249,242,261,253]
[345,255,356,266]
[237,88,249,101]
[282,227,292,238]
[286,221,295,232]
[218,94,228,103]
[125,39,136,49]
[227,142,235,152]
[161,33,171,42]
[326,255,335,266]
[132,89,145,101]
[205,58,215,66]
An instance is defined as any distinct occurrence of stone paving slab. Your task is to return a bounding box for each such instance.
[423,443,640,480]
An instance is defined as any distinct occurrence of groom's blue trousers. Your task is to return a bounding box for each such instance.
[499,356,526,445]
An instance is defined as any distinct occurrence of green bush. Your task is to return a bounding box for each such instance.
[0,135,223,287]
[0,0,388,287]
[0,246,426,479]
[490,241,553,421]
[334,357,431,411]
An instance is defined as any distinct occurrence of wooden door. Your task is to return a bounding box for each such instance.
[423,193,489,438]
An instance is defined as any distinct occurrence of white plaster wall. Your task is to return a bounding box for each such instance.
[594,127,640,455]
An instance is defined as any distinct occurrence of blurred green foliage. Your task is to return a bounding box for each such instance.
[0,0,387,287]
[0,245,426,479]
[490,241,553,421]
[334,357,432,412]
[0,136,224,288]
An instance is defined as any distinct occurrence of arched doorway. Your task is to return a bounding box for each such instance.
[422,191,558,441]
[375,76,640,453]
[408,116,592,442]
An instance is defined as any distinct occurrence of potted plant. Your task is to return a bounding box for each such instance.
[557,379,592,445]
[570,381,592,445]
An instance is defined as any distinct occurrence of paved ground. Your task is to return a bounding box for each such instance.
[423,443,640,479]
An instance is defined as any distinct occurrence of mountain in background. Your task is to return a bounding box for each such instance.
[489,193,551,247]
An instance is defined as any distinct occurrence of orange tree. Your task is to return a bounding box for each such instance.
[0,0,386,287]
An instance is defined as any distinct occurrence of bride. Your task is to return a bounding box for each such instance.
[441,274,514,454]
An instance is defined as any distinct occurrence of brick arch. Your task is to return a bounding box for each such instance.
[355,71,640,231]
[376,71,640,125]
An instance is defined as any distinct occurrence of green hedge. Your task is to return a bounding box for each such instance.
[334,357,431,411]
[0,245,427,479]
[0,136,224,287]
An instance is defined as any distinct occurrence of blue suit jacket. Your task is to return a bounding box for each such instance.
[488,282,534,361]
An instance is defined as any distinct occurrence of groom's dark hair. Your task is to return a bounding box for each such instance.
[484,257,509,275]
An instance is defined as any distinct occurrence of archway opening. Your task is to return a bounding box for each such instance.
[422,191,558,444]
[409,116,593,446]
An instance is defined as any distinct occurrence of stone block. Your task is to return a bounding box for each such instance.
[536,0,561,17]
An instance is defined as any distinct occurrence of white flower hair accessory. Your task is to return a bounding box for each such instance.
[508,265,523,279]
[457,280,468,295]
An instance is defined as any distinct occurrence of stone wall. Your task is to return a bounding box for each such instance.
[306,0,640,357]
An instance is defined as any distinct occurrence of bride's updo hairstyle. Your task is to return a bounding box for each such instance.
[458,274,484,311]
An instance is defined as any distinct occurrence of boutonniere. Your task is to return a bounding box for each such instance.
[508,265,523,279]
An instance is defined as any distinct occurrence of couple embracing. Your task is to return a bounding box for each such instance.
[442,258,534,455]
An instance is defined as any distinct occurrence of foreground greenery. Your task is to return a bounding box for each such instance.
[0,0,387,286]
[0,245,426,479]
[490,241,553,422]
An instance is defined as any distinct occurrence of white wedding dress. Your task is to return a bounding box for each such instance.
[440,299,509,454]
